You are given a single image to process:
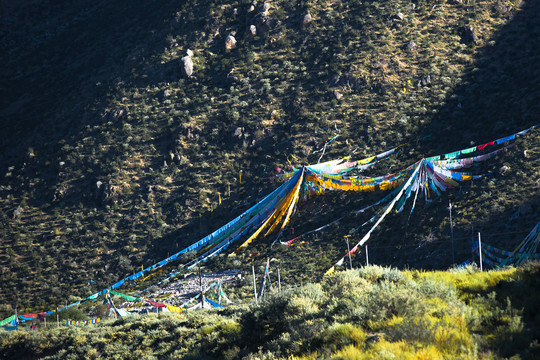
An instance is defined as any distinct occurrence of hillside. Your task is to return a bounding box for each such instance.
[1,265,539,359]
[0,0,539,316]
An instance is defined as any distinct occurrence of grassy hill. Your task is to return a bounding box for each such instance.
[0,0,539,316]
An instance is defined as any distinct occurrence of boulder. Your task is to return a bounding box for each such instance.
[406,41,417,52]
[234,127,244,138]
[420,74,431,86]
[262,3,270,15]
[13,205,23,219]
[182,55,193,77]
[249,24,257,36]
[225,33,237,50]
[303,12,312,26]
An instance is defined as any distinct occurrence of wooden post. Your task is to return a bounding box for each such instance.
[239,170,242,184]
[345,235,353,270]
[277,266,281,293]
[365,245,369,266]
[228,184,231,197]
[218,193,221,205]
[252,265,258,305]
[198,265,202,293]
[449,201,455,264]
[478,232,483,272]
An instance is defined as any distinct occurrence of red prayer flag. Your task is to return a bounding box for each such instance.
[145,300,166,308]
[477,141,495,151]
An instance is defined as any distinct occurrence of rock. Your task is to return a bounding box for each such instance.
[333,90,343,100]
[249,24,257,35]
[234,127,244,138]
[394,12,404,20]
[163,89,171,98]
[94,181,106,203]
[499,165,509,174]
[406,41,417,52]
[225,33,237,50]
[420,74,431,86]
[462,25,478,44]
[13,205,23,219]
[262,3,270,15]
[182,55,193,77]
[303,12,312,26]
[186,49,194,57]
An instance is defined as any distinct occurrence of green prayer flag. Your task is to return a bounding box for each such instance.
[82,293,100,301]
[444,151,461,159]
[461,146,477,154]
[426,155,440,161]
[110,290,140,302]
[0,315,16,327]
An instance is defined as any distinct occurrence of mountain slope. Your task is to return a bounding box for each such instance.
[0,0,538,314]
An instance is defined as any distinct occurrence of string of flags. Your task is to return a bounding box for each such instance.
[323,128,535,274]
[66,318,101,326]
[0,283,234,327]
[479,221,540,268]
[2,125,537,319]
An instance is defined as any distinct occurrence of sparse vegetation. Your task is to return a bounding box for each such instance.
[0,2,538,356]
[1,264,538,359]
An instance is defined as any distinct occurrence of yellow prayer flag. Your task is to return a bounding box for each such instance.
[358,156,376,165]
[166,304,185,313]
